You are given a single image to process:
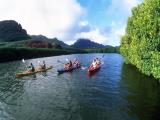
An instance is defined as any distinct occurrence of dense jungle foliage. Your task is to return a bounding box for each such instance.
[120,0,160,79]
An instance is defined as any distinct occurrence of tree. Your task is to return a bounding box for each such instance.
[52,43,62,49]
[120,0,160,79]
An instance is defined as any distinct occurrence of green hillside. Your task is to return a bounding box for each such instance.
[0,20,30,42]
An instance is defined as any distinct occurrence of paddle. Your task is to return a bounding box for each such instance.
[57,58,70,64]
[66,59,69,62]
[22,59,29,70]
[99,54,105,65]
[57,60,65,64]
[38,60,40,64]
[22,59,40,69]
[81,66,88,70]
[22,59,25,63]
[100,54,104,60]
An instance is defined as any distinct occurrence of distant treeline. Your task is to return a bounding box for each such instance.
[0,46,119,62]
[0,47,85,63]
[84,46,119,53]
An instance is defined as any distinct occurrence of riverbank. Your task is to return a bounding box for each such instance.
[0,46,119,63]
[0,47,86,63]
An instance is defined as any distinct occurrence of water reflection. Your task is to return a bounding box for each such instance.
[87,69,101,78]
[121,63,160,120]
[41,72,47,77]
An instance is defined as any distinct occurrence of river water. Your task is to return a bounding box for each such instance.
[0,53,159,120]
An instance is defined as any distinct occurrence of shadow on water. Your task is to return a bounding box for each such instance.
[121,63,160,120]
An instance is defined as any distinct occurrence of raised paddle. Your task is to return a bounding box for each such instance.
[38,60,40,64]
[100,54,104,60]
[57,58,71,64]
[22,59,25,63]
[99,54,105,65]
[57,60,66,64]
[66,59,69,62]
[81,66,88,70]
[22,59,29,70]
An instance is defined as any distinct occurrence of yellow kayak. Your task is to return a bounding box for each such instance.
[16,66,53,78]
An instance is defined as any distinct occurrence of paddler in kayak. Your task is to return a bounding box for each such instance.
[90,59,97,68]
[64,60,73,70]
[95,58,101,65]
[28,63,35,72]
[73,58,80,67]
[39,61,46,70]
[42,61,46,69]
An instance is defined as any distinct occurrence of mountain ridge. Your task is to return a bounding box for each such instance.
[71,38,107,49]
[0,20,115,49]
[0,20,30,42]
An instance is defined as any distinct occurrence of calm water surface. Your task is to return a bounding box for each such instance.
[0,53,160,120]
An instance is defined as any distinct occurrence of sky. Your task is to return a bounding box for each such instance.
[0,0,142,46]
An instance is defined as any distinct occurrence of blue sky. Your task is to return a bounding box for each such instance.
[73,0,142,46]
[78,0,111,27]
[0,0,142,46]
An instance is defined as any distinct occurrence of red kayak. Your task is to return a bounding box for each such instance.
[88,64,101,73]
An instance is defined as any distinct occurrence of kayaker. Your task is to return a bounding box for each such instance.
[64,60,72,69]
[64,63,69,69]
[90,59,96,68]
[73,58,80,67]
[96,58,101,65]
[28,63,35,72]
[41,61,46,69]
[68,60,73,68]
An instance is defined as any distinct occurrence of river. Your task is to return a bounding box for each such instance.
[0,53,159,120]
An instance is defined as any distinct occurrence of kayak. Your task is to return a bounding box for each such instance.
[16,66,53,78]
[57,65,81,74]
[88,64,101,73]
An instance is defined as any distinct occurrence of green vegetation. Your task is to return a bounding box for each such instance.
[0,41,84,62]
[0,40,119,62]
[0,47,86,62]
[120,0,160,79]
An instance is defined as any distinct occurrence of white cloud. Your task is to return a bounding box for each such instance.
[106,27,125,46]
[79,21,89,26]
[72,20,126,46]
[0,0,84,40]
[122,0,140,14]
[73,19,126,46]
[105,0,141,46]
[107,0,140,16]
